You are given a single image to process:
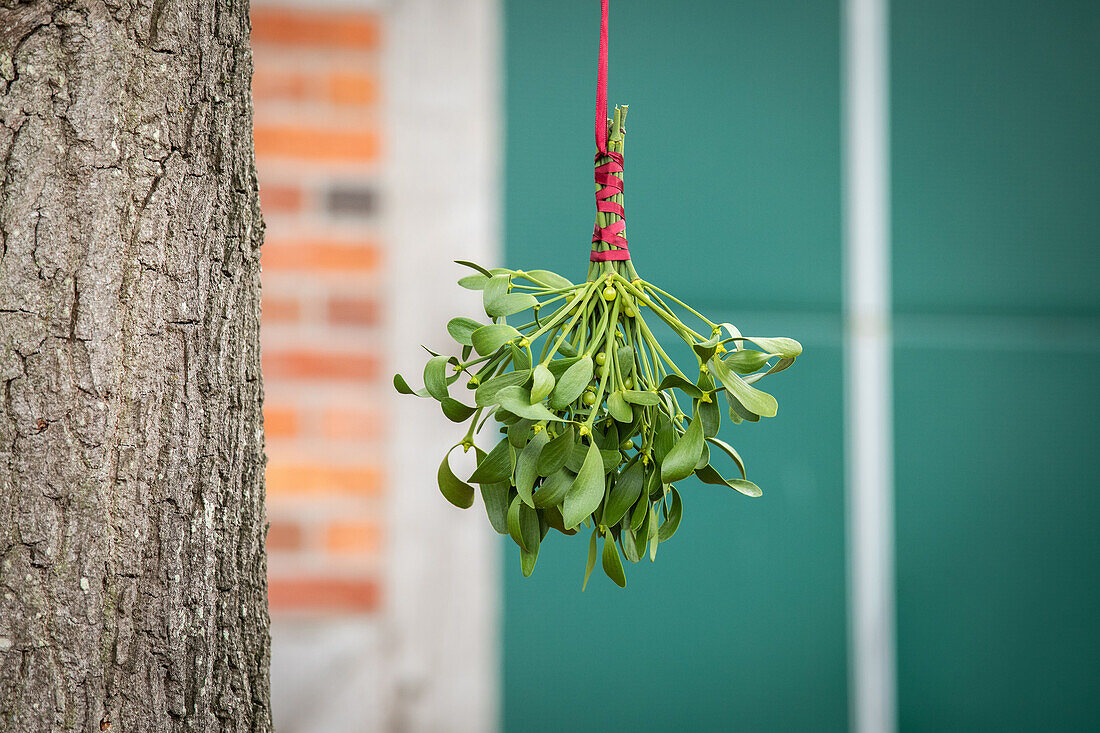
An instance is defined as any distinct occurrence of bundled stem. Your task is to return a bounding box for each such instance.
[588,105,639,283]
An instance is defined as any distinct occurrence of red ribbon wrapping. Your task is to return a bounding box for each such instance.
[590,0,630,262]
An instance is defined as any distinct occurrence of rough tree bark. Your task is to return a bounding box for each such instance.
[0,1,271,731]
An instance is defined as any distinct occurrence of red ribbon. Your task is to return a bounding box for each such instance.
[590,0,629,262]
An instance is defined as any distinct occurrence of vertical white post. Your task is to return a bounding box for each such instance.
[844,0,897,732]
[383,0,501,731]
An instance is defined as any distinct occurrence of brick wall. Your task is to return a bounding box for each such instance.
[252,3,384,616]
[252,1,500,729]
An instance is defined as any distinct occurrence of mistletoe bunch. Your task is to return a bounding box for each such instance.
[395,107,800,588]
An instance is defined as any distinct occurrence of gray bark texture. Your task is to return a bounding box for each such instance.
[0,0,271,731]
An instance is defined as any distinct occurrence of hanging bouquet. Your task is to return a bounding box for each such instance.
[395,2,800,588]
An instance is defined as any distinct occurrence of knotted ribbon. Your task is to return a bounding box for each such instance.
[590,0,630,262]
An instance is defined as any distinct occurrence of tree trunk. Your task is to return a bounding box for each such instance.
[0,1,271,731]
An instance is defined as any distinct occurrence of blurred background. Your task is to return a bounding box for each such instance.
[251,0,1099,731]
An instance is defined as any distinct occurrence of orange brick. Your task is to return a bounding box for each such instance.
[327,296,380,326]
[268,577,381,613]
[252,68,308,102]
[261,295,300,324]
[252,8,381,51]
[325,521,382,555]
[322,407,381,440]
[263,350,378,382]
[264,405,299,439]
[254,125,380,163]
[327,71,378,106]
[263,239,381,273]
[259,183,304,214]
[267,520,304,551]
[266,463,382,497]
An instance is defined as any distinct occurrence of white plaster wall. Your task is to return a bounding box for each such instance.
[268,1,501,731]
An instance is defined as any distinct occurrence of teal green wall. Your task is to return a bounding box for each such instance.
[503,2,846,731]
[503,1,1100,730]
[891,1,1100,730]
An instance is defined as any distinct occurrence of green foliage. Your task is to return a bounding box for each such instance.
[397,261,801,588]
[395,105,801,588]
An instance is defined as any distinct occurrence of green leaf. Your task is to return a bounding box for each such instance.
[746,356,797,382]
[631,490,650,532]
[446,317,482,346]
[484,275,537,317]
[601,534,627,588]
[582,528,598,591]
[697,367,716,392]
[423,356,449,401]
[458,274,489,290]
[457,272,488,290]
[723,349,774,374]
[716,322,744,341]
[634,500,652,549]
[537,426,574,476]
[705,436,747,478]
[557,340,579,357]
[604,460,643,527]
[642,464,660,499]
[595,421,619,450]
[530,364,555,402]
[697,396,721,438]
[393,373,428,397]
[711,356,778,418]
[437,446,475,508]
[657,488,683,541]
[471,324,521,356]
[510,344,531,371]
[474,369,531,406]
[507,495,541,553]
[694,464,762,497]
[495,386,561,422]
[541,504,576,535]
[441,397,476,422]
[692,334,721,363]
[621,525,641,563]
[616,346,635,378]
[607,391,633,423]
[653,413,676,464]
[533,467,573,508]
[622,390,659,406]
[729,478,763,497]
[494,408,521,425]
[492,293,539,317]
[546,355,582,378]
[648,505,659,561]
[468,438,514,484]
[662,416,704,484]
[726,389,761,422]
[563,442,606,529]
[507,495,524,548]
[656,374,704,398]
[742,336,802,358]
[549,355,594,409]
[521,269,573,289]
[454,259,494,277]
[515,429,549,506]
[695,441,711,471]
[566,444,619,474]
[480,481,510,534]
[507,418,534,448]
[520,546,539,577]
[519,503,540,551]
